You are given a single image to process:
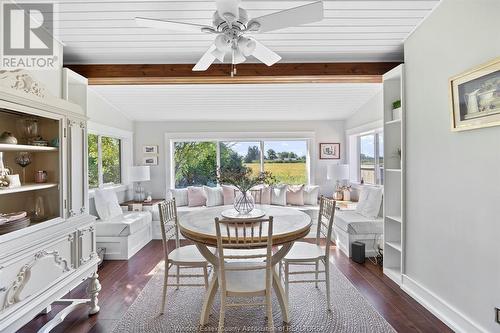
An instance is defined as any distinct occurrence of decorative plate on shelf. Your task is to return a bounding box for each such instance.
[220,208,266,220]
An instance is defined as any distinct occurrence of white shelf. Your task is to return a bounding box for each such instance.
[0,143,58,152]
[385,119,401,125]
[383,63,405,285]
[386,241,402,252]
[384,266,402,285]
[0,183,58,195]
[386,215,402,223]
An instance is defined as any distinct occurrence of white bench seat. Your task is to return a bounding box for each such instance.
[334,211,383,235]
[333,210,383,258]
[96,211,153,260]
[95,211,152,236]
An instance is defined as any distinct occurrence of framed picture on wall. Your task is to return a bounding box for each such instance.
[450,57,500,131]
[143,145,158,154]
[319,143,340,159]
[143,156,158,166]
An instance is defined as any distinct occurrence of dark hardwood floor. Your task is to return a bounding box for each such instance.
[19,240,452,333]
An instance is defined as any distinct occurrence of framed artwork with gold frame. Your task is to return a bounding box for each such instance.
[449,57,500,132]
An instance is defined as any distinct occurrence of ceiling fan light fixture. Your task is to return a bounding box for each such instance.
[137,0,325,71]
[232,48,246,64]
[237,37,256,57]
[214,34,232,52]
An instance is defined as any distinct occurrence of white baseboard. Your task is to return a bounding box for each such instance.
[401,275,487,333]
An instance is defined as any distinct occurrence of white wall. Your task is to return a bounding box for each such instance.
[344,89,383,182]
[87,88,134,132]
[345,90,383,131]
[86,90,135,215]
[29,40,64,98]
[134,120,346,198]
[404,0,500,332]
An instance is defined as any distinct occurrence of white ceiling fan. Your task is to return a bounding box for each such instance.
[136,0,324,71]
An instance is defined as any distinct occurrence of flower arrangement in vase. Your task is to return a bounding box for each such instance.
[217,167,275,214]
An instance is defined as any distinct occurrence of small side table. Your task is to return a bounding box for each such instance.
[335,200,357,211]
[120,199,165,212]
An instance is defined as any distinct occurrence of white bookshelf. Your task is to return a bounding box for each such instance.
[383,64,405,285]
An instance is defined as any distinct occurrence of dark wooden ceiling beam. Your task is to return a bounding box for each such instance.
[66,62,401,85]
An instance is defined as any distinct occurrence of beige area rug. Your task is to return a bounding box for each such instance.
[112,262,396,333]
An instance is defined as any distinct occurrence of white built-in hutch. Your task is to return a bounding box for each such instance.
[0,70,99,333]
[383,64,405,285]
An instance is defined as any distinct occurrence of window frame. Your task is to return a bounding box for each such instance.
[88,133,123,188]
[87,122,133,192]
[167,132,314,189]
[357,129,383,185]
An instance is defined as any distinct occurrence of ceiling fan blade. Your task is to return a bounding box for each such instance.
[251,40,281,66]
[216,0,240,20]
[249,1,324,33]
[135,17,209,33]
[193,44,217,71]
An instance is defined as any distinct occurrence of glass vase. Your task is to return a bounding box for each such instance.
[233,191,255,214]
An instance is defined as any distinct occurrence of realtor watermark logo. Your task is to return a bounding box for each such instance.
[1,3,58,70]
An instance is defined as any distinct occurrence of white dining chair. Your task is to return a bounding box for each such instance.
[280,196,336,311]
[214,216,275,333]
[158,199,210,315]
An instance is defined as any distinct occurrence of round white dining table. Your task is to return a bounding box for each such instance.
[179,205,312,326]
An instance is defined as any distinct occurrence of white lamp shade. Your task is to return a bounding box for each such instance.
[130,166,150,182]
[327,164,349,181]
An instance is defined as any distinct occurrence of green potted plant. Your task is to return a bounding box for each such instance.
[392,100,402,120]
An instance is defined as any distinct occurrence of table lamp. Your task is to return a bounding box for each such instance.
[327,164,349,200]
[130,166,150,202]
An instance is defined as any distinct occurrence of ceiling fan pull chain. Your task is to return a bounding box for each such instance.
[230,49,234,77]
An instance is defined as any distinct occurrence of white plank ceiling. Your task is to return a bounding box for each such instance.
[38,0,442,64]
[90,83,382,121]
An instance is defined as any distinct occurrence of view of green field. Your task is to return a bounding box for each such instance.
[173,141,308,187]
[245,162,307,184]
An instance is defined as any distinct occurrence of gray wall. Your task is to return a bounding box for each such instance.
[133,120,346,198]
[404,0,500,331]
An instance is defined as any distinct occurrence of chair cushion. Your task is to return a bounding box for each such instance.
[94,188,123,220]
[95,211,152,237]
[334,211,383,235]
[224,262,267,293]
[169,245,209,264]
[284,242,324,261]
